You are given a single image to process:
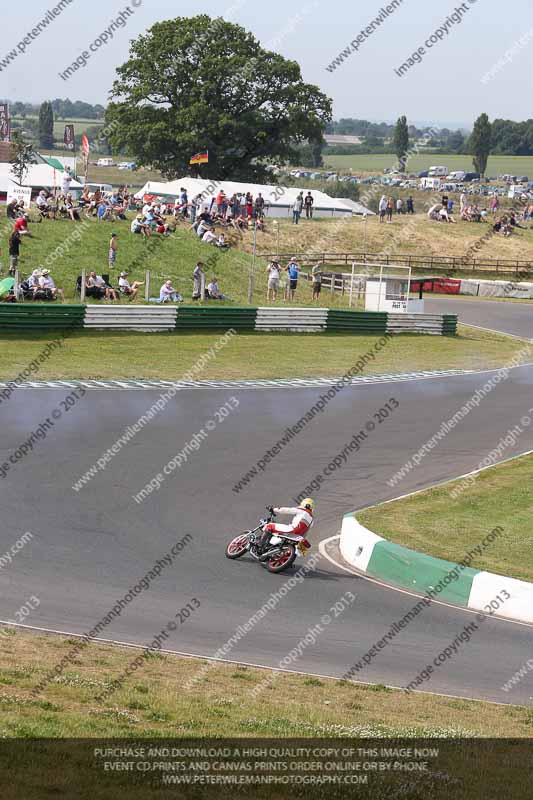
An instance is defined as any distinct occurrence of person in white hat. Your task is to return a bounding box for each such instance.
[118,271,143,301]
[38,269,64,301]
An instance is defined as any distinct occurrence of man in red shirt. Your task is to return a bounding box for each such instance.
[14,215,32,237]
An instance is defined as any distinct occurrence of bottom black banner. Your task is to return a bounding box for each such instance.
[0,738,531,798]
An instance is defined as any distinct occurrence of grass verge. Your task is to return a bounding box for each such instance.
[0,325,526,381]
[359,453,533,582]
[2,627,532,738]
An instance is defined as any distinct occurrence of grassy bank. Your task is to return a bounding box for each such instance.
[2,627,532,738]
[359,453,533,583]
[0,325,525,381]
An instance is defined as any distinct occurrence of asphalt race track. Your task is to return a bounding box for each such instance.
[425,296,533,339]
[3,356,533,706]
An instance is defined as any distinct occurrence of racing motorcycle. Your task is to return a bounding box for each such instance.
[225,507,311,574]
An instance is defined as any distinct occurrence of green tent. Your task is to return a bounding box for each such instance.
[0,277,15,299]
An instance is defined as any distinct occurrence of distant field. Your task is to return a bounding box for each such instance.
[324,153,533,177]
[12,116,105,140]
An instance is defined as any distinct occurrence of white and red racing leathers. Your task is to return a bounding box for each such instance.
[264,506,314,542]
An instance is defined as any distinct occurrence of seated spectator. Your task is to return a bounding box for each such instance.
[202,227,218,244]
[39,269,64,301]
[64,193,81,221]
[28,268,42,290]
[216,233,228,249]
[78,185,91,208]
[35,190,55,219]
[6,198,20,219]
[158,279,182,303]
[86,271,118,301]
[131,214,151,237]
[207,276,226,300]
[118,271,143,300]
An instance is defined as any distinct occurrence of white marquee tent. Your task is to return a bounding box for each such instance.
[134,177,353,218]
[0,162,83,195]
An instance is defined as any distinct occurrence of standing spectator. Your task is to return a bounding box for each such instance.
[379,195,387,223]
[192,261,205,300]
[61,167,73,197]
[109,233,118,269]
[8,230,21,276]
[118,271,143,300]
[447,198,454,215]
[311,263,322,301]
[246,193,253,218]
[292,192,303,225]
[406,196,414,214]
[254,193,265,218]
[490,196,500,215]
[386,197,393,223]
[190,194,200,225]
[460,191,468,215]
[396,197,404,215]
[304,192,314,219]
[286,257,299,300]
[179,187,189,217]
[266,259,282,301]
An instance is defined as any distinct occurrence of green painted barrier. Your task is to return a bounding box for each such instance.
[366,539,478,607]
[175,306,257,330]
[326,310,388,333]
[0,304,86,331]
[442,314,458,335]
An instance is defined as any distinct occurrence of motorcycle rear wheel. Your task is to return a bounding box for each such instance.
[266,544,296,573]
[225,532,250,559]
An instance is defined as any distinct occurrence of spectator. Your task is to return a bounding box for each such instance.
[79,185,91,208]
[86,271,118,301]
[396,197,404,215]
[190,194,201,225]
[292,192,303,225]
[246,193,253,218]
[460,192,468,214]
[311,263,322,300]
[8,230,21,276]
[14,213,32,237]
[192,261,205,300]
[179,187,188,217]
[379,195,387,223]
[6,198,20,219]
[64,193,81,221]
[386,197,393,223]
[216,233,228,249]
[207,276,226,300]
[131,214,151,237]
[158,279,182,303]
[39,269,64,301]
[304,192,314,219]
[254,193,265,218]
[36,190,55,219]
[266,259,282,301]
[202,227,218,245]
[61,167,74,196]
[286,257,299,300]
[118,271,143,300]
[28,268,42,290]
[109,233,118,269]
[406,196,414,214]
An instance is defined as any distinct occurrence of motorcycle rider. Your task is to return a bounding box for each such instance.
[258,498,314,554]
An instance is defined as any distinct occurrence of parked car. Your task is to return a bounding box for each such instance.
[96,158,116,167]
[417,170,429,178]
[428,166,448,177]
[463,172,480,182]
[118,161,137,170]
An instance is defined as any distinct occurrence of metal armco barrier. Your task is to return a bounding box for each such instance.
[0,304,457,336]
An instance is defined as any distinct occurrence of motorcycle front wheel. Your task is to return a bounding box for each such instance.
[225,532,250,559]
[266,544,296,573]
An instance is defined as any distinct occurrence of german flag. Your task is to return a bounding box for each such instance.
[189,150,209,165]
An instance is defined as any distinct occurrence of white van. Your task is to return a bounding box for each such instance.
[447,170,466,181]
[428,166,448,177]
[420,177,442,190]
[96,158,115,167]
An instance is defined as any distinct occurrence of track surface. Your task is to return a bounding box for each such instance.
[3,361,533,705]
[425,296,533,339]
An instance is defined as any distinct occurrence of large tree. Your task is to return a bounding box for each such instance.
[38,101,54,149]
[469,113,492,175]
[393,115,409,170]
[105,15,332,181]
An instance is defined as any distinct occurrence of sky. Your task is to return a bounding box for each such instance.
[1,0,532,127]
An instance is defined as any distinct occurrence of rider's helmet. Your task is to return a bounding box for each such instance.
[300,498,315,512]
